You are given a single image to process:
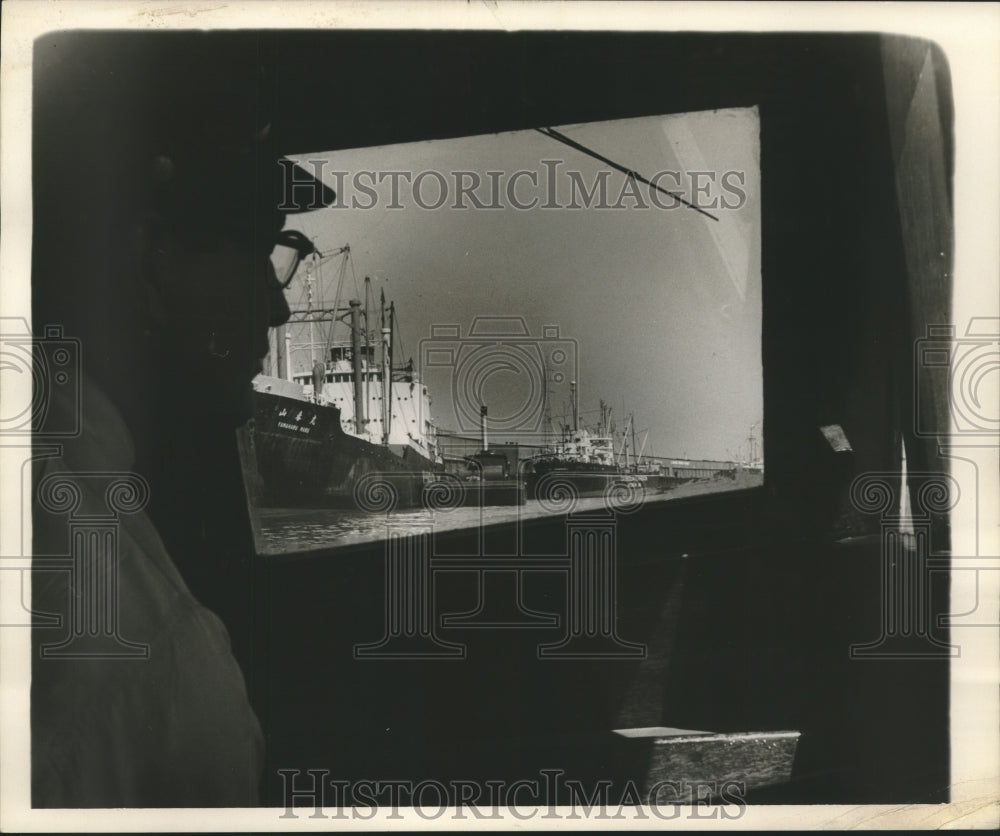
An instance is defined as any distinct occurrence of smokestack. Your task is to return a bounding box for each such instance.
[480,405,488,452]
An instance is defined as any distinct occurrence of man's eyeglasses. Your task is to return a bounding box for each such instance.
[271,229,318,289]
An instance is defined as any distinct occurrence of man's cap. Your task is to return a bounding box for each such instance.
[277,159,338,215]
[33,31,336,219]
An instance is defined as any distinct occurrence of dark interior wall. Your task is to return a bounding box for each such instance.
[32,30,954,804]
[881,36,955,539]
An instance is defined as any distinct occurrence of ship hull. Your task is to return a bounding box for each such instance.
[525,462,701,502]
[250,390,442,510]
[526,461,630,501]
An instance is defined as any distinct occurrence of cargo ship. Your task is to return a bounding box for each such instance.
[525,429,623,499]
[247,245,444,510]
[523,398,733,503]
[525,398,645,501]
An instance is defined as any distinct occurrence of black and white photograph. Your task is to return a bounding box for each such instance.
[1,1,998,830]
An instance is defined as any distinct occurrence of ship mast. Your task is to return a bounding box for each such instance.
[542,355,551,448]
[623,414,631,469]
[274,324,287,379]
[380,289,391,445]
[388,301,396,442]
[630,413,638,471]
[389,302,396,373]
[364,277,373,432]
[306,258,316,367]
[570,380,578,435]
[349,299,365,434]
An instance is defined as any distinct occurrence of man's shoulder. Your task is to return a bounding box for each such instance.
[31,494,263,807]
[31,380,263,807]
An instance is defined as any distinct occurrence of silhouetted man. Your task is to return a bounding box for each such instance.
[30,32,332,807]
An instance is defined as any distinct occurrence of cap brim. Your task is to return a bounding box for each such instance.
[276,158,337,214]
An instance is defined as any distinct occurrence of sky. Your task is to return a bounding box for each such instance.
[279,107,762,463]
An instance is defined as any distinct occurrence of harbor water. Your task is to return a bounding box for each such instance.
[258,471,763,554]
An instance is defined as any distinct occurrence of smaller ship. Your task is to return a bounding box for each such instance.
[523,397,737,504]
[525,398,644,502]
